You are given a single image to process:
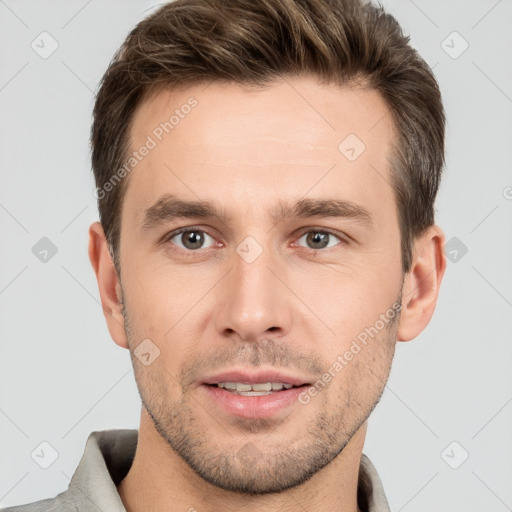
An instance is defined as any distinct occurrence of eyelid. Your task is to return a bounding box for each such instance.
[160,225,350,253]
[291,227,349,247]
[161,226,220,250]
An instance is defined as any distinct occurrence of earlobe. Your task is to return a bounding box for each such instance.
[88,222,129,349]
[397,225,447,342]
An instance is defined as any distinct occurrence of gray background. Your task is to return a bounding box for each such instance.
[0,0,511,510]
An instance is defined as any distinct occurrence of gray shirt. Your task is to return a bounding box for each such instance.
[2,429,391,511]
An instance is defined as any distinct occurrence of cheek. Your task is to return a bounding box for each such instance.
[124,259,189,324]
[122,264,212,369]
[288,259,400,345]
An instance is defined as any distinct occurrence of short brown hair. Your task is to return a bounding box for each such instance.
[91,0,445,274]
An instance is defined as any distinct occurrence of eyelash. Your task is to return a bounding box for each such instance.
[161,226,348,255]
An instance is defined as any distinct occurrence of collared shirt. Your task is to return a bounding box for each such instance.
[2,429,391,511]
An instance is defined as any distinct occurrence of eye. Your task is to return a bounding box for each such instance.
[166,228,217,251]
[295,230,344,250]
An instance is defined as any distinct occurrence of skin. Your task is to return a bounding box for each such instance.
[89,76,446,512]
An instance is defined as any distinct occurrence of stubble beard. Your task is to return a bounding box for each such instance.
[121,289,400,495]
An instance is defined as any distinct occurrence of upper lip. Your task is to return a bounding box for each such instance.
[202,369,312,387]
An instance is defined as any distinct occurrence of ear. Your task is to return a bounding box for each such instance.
[88,221,128,349]
[397,225,447,342]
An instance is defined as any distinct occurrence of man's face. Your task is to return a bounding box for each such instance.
[119,77,403,493]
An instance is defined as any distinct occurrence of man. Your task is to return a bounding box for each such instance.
[4,0,446,510]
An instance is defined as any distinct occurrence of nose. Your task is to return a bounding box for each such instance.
[214,242,293,343]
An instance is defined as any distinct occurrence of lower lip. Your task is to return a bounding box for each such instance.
[201,384,307,419]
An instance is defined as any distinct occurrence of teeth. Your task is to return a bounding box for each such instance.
[252,383,272,391]
[216,382,295,394]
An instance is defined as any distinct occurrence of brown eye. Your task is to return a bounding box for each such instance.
[169,229,215,251]
[297,230,342,250]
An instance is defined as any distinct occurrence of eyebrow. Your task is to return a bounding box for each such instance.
[140,193,373,232]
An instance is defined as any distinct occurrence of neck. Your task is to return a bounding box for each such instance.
[118,408,366,512]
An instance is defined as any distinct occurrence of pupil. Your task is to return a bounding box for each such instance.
[183,231,204,250]
[307,232,328,249]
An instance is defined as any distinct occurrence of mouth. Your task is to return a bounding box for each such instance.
[201,370,312,417]
[203,370,313,396]
[206,381,306,396]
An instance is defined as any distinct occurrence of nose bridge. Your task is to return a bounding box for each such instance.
[215,235,290,340]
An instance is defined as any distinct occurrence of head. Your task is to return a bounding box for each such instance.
[89,0,446,495]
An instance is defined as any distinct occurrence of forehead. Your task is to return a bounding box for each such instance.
[131,77,393,152]
[124,77,397,225]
